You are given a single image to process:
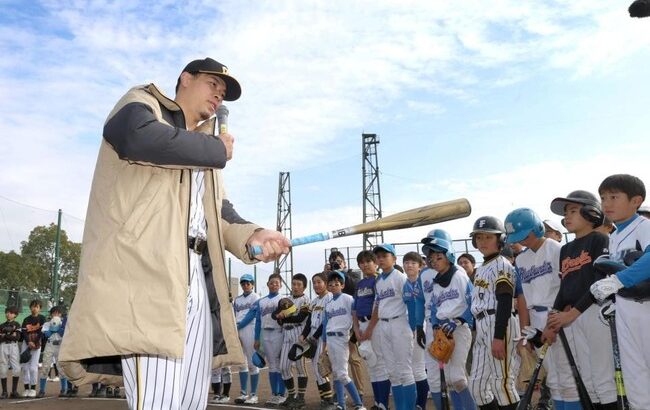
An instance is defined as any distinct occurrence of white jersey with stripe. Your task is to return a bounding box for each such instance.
[325,293,354,334]
[375,269,408,319]
[432,268,472,321]
[419,267,438,319]
[471,255,516,315]
[258,294,282,330]
[234,292,260,323]
[516,238,562,309]
[308,292,333,335]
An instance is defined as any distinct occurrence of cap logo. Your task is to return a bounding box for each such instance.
[505,222,514,233]
[478,219,487,228]
[221,66,228,74]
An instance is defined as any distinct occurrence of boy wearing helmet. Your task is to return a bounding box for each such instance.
[423,232,476,410]
[468,216,521,410]
[234,274,261,404]
[504,207,576,410]
[545,190,616,409]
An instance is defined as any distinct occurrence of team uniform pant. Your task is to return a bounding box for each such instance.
[121,250,213,410]
[563,304,617,404]
[348,340,366,395]
[616,296,650,410]
[441,323,472,392]
[377,317,414,386]
[328,334,353,383]
[20,343,40,385]
[424,318,441,391]
[262,328,283,374]
[39,342,62,379]
[237,325,259,375]
[0,342,20,378]
[359,320,388,382]
[311,338,329,385]
[469,314,520,406]
[411,333,426,383]
[280,327,307,379]
[211,367,231,384]
[529,309,579,402]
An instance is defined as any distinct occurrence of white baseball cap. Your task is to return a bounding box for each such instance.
[543,219,563,234]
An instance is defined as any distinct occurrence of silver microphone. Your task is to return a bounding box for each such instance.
[217,105,229,134]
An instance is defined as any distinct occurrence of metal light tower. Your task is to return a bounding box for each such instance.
[362,133,384,249]
[275,172,293,289]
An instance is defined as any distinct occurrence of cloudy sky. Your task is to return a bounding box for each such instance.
[1,1,649,293]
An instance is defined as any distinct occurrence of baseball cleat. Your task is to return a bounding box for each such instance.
[244,394,259,404]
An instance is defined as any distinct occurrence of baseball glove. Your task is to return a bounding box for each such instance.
[429,327,455,363]
[274,297,297,318]
[317,349,332,378]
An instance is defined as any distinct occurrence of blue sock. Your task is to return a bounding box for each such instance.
[392,385,403,410]
[431,391,442,410]
[371,381,379,406]
[377,379,391,409]
[334,380,346,407]
[250,373,259,395]
[563,401,581,410]
[60,378,68,392]
[269,372,277,395]
[39,378,46,393]
[450,391,463,410]
[416,379,429,409]
[239,371,248,394]
[345,381,363,406]
[276,373,285,395]
[402,383,417,410]
[458,388,477,409]
[553,400,565,410]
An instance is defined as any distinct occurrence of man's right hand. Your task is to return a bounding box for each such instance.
[254,341,260,350]
[219,133,234,161]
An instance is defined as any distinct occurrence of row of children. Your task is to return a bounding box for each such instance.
[220,173,649,410]
[0,300,79,399]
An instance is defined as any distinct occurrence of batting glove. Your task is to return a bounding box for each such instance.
[416,326,426,349]
[591,275,624,303]
[521,326,544,348]
[440,320,457,337]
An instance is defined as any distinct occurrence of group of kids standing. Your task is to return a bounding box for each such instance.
[222,173,650,410]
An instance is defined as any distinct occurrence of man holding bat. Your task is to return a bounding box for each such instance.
[59,57,290,410]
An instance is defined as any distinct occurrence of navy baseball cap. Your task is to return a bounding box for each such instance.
[373,243,396,256]
[180,57,241,101]
[240,273,254,283]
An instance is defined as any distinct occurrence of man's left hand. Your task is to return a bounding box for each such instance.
[591,275,624,302]
[247,229,290,262]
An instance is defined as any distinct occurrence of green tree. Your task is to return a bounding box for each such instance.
[18,223,81,304]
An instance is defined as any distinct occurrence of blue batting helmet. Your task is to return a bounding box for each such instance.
[252,351,266,368]
[422,229,456,264]
[504,208,545,244]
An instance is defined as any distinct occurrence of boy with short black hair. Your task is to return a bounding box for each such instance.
[468,216,520,410]
[0,306,21,399]
[254,273,287,405]
[401,251,430,410]
[321,271,366,410]
[301,272,335,409]
[354,250,391,410]
[276,273,310,408]
[591,174,650,409]
[21,299,45,398]
[37,306,66,398]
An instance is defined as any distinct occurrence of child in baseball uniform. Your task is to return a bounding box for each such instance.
[210,366,232,403]
[0,306,21,399]
[321,271,366,410]
[591,174,650,410]
[254,273,287,405]
[21,299,45,398]
[234,273,261,404]
[468,216,520,410]
[371,243,416,410]
[401,251,430,409]
[275,273,310,408]
[300,272,335,409]
[540,191,618,409]
[37,306,65,398]
[354,250,391,410]
[424,231,476,410]
[505,207,588,410]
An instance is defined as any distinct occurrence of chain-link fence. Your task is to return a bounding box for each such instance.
[0,288,53,322]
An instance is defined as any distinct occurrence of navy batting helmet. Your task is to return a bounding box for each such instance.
[470,216,506,248]
[550,190,604,228]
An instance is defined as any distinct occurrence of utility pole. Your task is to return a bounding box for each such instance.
[275,172,293,291]
[51,209,62,304]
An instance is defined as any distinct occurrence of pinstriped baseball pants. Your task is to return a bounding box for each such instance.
[121,251,213,410]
